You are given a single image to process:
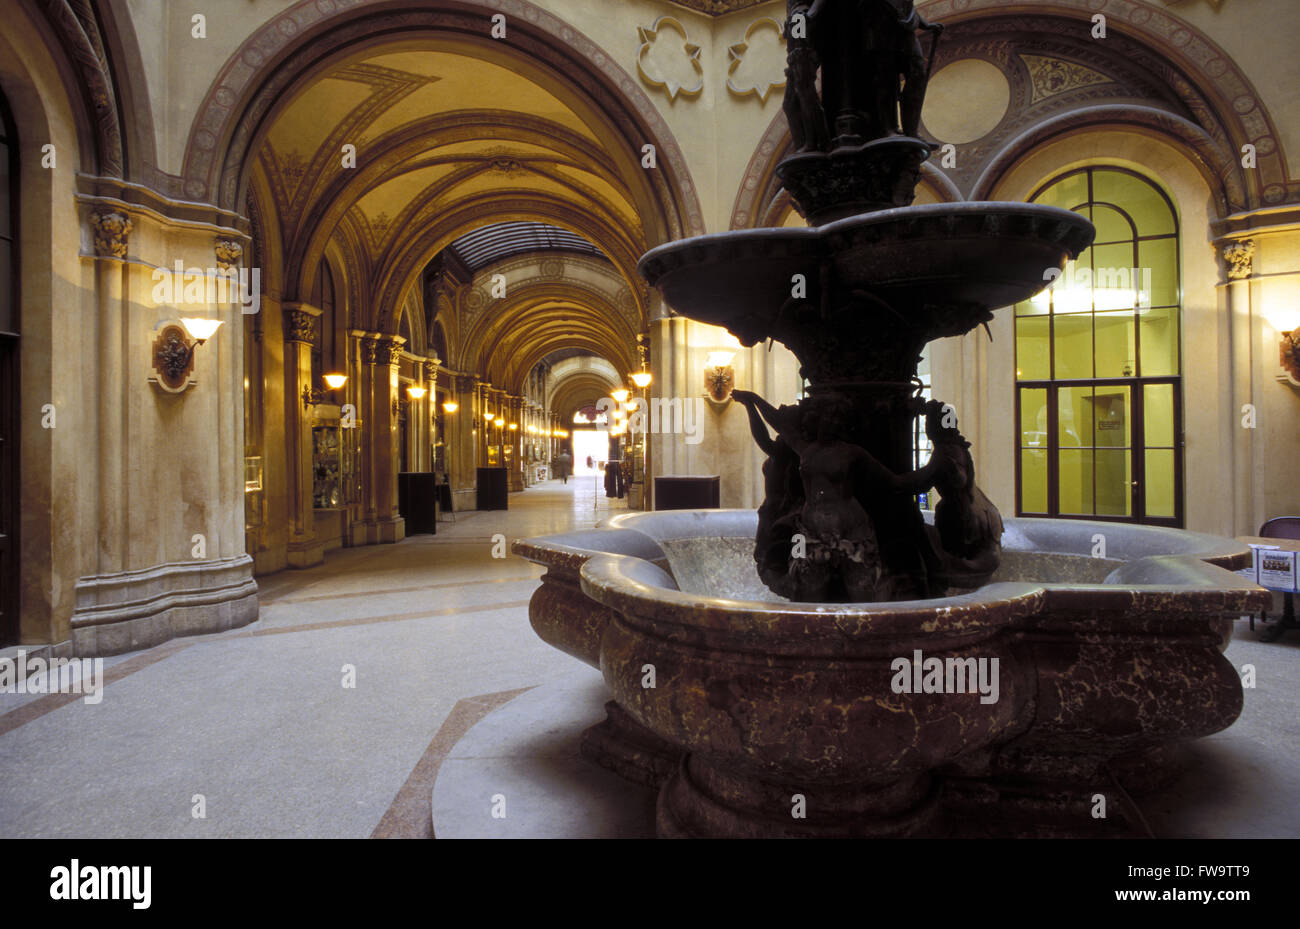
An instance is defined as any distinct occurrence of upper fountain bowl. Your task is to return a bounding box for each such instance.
[638,202,1096,345]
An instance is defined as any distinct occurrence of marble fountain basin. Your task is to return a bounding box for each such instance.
[514,511,1269,838]
[637,202,1097,344]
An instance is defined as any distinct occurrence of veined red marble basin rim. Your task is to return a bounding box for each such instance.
[515,510,1271,836]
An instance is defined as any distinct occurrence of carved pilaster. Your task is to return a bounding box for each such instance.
[361,337,379,365]
[89,209,131,258]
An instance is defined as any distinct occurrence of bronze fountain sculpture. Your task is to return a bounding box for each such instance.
[512,0,1267,838]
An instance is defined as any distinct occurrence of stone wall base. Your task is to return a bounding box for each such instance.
[69,555,259,657]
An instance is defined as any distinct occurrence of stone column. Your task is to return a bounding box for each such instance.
[371,335,406,542]
[284,303,324,567]
[509,395,525,491]
[449,373,476,510]
[423,360,439,473]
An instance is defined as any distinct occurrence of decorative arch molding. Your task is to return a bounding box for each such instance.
[971,104,1239,216]
[550,370,621,424]
[279,112,634,299]
[371,193,649,334]
[731,0,1293,226]
[33,0,124,177]
[245,170,286,299]
[458,274,638,391]
[921,0,1292,208]
[181,0,703,238]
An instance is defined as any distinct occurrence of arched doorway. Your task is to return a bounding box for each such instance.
[1014,166,1183,526]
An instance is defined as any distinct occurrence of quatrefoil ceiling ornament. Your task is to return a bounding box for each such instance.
[727,18,787,103]
[636,17,704,102]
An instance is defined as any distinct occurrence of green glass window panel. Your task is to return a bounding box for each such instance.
[1034,171,1089,213]
[1020,388,1048,446]
[1094,314,1136,378]
[1016,291,1052,316]
[1021,449,1048,513]
[1058,448,1095,515]
[1144,448,1176,519]
[1016,317,1051,380]
[1139,306,1180,376]
[1090,243,1139,311]
[1094,449,1133,517]
[1091,388,1130,447]
[1095,170,1176,237]
[1090,204,1134,245]
[1143,384,1175,447]
[1058,386,1094,447]
[1053,315,1093,379]
[1138,238,1178,307]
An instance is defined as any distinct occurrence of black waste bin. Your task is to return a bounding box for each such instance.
[398,472,438,534]
[476,467,509,510]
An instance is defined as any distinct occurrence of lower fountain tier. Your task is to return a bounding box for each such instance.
[514,512,1269,838]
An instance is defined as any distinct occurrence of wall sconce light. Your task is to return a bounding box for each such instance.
[302,372,348,409]
[705,350,736,405]
[611,388,631,405]
[151,317,224,392]
[495,417,505,428]
[484,411,495,423]
[508,422,519,431]
[631,369,652,389]
[443,400,459,414]
[1262,305,1300,388]
[406,385,427,400]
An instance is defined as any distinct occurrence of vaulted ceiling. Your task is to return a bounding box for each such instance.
[248,41,656,387]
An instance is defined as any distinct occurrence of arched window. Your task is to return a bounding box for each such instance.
[1015,167,1183,526]
[0,86,18,643]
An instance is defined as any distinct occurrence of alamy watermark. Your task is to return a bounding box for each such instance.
[0,651,104,704]
[151,262,261,315]
[890,649,999,704]
[595,396,705,446]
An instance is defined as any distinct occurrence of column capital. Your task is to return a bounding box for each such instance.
[1223,239,1256,281]
[283,304,322,344]
[374,334,406,366]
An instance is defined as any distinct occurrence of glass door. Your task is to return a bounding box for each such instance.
[1018,378,1182,526]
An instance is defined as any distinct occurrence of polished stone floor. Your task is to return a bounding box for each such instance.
[2,478,1297,838]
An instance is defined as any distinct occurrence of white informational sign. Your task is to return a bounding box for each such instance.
[1256,547,1298,592]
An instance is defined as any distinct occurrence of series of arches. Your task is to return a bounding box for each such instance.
[1,0,1296,651]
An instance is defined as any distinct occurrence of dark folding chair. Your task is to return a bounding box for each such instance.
[1255,517,1300,641]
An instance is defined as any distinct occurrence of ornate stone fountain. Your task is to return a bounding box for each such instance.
[514,0,1269,837]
